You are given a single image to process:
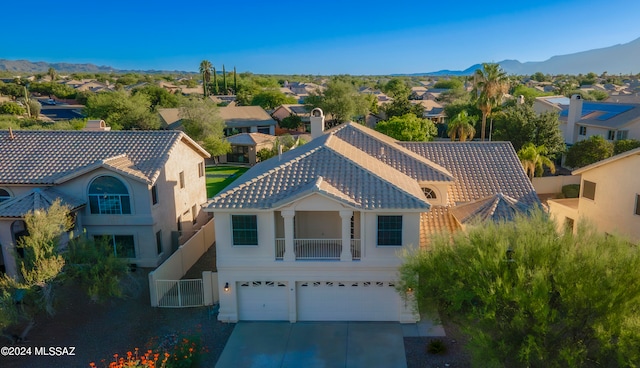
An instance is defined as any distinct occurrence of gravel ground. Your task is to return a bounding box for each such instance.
[405,319,472,368]
[1,269,234,368]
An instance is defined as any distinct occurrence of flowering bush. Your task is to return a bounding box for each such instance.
[90,331,203,368]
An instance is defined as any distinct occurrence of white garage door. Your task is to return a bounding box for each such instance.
[297,281,400,321]
[237,281,289,321]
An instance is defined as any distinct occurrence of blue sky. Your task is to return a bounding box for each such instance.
[3,0,640,75]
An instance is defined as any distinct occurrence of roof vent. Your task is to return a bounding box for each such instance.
[9,127,15,140]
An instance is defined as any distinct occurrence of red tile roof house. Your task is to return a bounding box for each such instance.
[205,109,539,323]
[0,124,210,277]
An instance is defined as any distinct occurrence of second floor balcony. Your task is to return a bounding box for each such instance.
[275,238,361,261]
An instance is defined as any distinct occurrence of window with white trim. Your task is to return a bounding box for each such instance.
[607,130,615,140]
[88,176,131,214]
[579,126,587,136]
[617,130,629,140]
[232,215,258,246]
[377,215,402,246]
[198,162,204,178]
[422,187,437,199]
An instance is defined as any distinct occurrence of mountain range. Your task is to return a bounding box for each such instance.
[417,37,640,76]
[2,37,640,76]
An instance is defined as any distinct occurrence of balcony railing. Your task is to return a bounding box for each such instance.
[275,238,361,261]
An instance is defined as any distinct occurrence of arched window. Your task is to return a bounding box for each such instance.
[0,188,11,203]
[422,187,437,199]
[88,176,131,214]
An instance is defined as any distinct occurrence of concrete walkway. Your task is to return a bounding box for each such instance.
[216,322,408,368]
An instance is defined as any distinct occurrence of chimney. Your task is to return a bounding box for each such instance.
[9,127,15,140]
[566,94,583,144]
[83,119,111,131]
[517,95,525,104]
[310,108,325,140]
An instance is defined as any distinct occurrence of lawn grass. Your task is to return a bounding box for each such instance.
[206,165,249,197]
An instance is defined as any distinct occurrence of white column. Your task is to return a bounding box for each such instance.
[339,210,353,261]
[282,210,295,262]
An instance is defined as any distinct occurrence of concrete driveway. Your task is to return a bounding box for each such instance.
[215,322,408,368]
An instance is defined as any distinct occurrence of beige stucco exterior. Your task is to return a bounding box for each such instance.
[212,193,421,323]
[0,137,209,277]
[548,150,640,243]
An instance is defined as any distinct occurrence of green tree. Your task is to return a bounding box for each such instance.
[306,79,368,127]
[132,85,179,110]
[212,66,218,95]
[517,143,556,180]
[433,78,463,90]
[250,89,297,110]
[383,78,410,99]
[492,103,565,156]
[614,139,640,155]
[447,110,477,141]
[511,85,551,105]
[0,82,24,99]
[0,102,26,115]
[531,72,549,82]
[382,97,425,120]
[473,63,509,140]
[27,100,40,119]
[199,60,212,97]
[279,114,303,130]
[47,67,56,85]
[565,135,614,168]
[375,113,437,141]
[180,98,230,159]
[398,211,640,367]
[222,64,227,94]
[84,91,160,130]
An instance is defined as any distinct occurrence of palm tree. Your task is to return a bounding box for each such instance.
[47,67,56,85]
[517,143,556,181]
[447,111,476,142]
[199,60,212,97]
[473,63,508,141]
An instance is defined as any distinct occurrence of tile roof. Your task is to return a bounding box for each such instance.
[419,207,460,248]
[330,123,454,183]
[0,130,209,185]
[226,133,277,146]
[400,141,539,206]
[0,187,85,218]
[218,106,277,128]
[449,193,532,224]
[207,133,431,211]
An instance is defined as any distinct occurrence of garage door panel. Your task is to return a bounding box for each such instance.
[297,281,400,321]
[238,281,289,321]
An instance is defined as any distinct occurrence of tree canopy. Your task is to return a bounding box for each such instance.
[132,85,179,110]
[447,110,476,141]
[399,211,640,367]
[250,89,297,110]
[84,91,160,130]
[473,63,509,141]
[517,143,556,180]
[565,135,613,168]
[492,103,565,156]
[180,98,230,158]
[375,113,437,141]
[305,79,368,127]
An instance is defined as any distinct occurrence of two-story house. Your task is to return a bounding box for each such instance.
[548,147,640,243]
[0,123,210,277]
[205,109,539,323]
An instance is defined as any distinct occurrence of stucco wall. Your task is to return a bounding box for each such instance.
[577,155,640,242]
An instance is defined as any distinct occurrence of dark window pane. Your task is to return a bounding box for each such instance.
[377,216,402,246]
[232,215,258,245]
[582,180,596,200]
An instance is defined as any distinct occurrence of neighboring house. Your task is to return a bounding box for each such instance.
[548,147,640,243]
[210,95,237,105]
[412,100,446,124]
[205,109,539,323]
[409,86,428,100]
[219,105,277,136]
[158,108,182,129]
[560,95,640,145]
[533,95,569,115]
[271,104,311,132]
[0,124,210,278]
[218,132,278,166]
